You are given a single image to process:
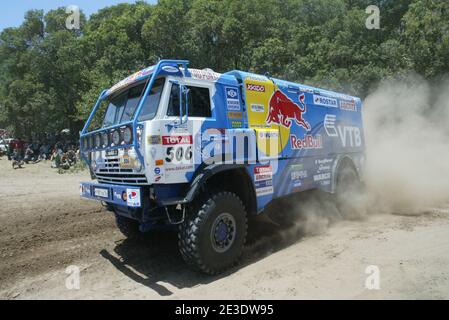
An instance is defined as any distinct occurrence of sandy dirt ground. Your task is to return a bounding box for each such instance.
[0,158,448,300]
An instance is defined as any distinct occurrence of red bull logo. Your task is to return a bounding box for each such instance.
[290,134,322,150]
[266,90,311,130]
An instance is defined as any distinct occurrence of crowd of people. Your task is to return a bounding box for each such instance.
[1,137,80,170]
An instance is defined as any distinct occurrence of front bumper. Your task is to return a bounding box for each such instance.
[80,182,142,208]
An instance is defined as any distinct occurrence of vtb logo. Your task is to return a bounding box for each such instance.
[266,90,311,130]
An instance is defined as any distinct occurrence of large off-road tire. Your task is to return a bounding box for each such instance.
[115,213,141,239]
[336,164,363,219]
[178,191,248,275]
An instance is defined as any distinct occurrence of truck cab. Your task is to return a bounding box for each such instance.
[80,60,365,274]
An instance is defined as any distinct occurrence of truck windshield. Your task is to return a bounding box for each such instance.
[87,77,166,132]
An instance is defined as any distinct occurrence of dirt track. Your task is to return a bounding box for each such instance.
[1,158,449,299]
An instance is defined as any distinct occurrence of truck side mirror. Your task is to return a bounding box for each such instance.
[179,85,190,125]
[168,80,189,127]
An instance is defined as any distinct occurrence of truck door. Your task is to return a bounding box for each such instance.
[243,77,284,161]
[161,80,217,184]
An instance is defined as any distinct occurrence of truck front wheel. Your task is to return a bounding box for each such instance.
[178,191,248,275]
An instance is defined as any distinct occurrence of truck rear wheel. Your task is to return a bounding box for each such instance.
[178,191,248,275]
[336,164,363,218]
[115,213,141,240]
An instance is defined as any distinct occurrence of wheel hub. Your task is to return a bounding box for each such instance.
[210,213,236,253]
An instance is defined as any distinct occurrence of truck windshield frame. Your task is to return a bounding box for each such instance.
[86,77,166,132]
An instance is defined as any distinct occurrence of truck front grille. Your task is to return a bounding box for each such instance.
[95,157,148,185]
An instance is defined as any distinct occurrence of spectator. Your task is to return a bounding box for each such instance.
[39,142,50,160]
[51,143,64,168]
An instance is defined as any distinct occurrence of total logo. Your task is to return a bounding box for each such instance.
[128,191,138,199]
[324,114,362,147]
[162,135,193,145]
[266,90,311,130]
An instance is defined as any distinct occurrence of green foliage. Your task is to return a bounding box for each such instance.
[0,0,447,138]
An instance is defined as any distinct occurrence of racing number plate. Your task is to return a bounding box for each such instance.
[94,187,109,199]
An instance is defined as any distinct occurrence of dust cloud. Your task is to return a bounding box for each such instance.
[363,74,449,214]
[265,75,449,242]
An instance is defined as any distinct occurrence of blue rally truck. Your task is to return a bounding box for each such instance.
[80,60,365,274]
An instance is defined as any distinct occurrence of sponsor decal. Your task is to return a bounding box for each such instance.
[316,158,333,165]
[107,66,154,95]
[119,154,134,169]
[254,165,273,181]
[254,165,272,175]
[293,181,302,188]
[246,83,266,92]
[266,91,311,130]
[318,164,331,172]
[162,135,193,145]
[298,86,314,94]
[105,149,118,157]
[147,135,161,145]
[338,126,362,147]
[254,165,274,196]
[313,95,338,108]
[226,100,240,111]
[190,68,220,81]
[113,191,122,201]
[313,172,331,182]
[323,115,362,147]
[255,184,274,197]
[290,163,304,170]
[227,111,243,119]
[291,170,308,180]
[154,176,161,182]
[324,114,338,137]
[226,87,238,99]
[225,87,241,111]
[290,134,322,150]
[340,99,357,111]
[154,167,161,175]
[165,164,194,172]
[255,179,273,189]
[258,131,279,139]
[231,121,243,128]
[126,188,141,207]
[162,65,180,73]
[251,104,265,112]
[246,75,269,82]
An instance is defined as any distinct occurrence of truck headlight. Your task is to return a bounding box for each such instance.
[123,127,133,144]
[82,137,88,150]
[95,134,101,148]
[91,160,97,171]
[112,130,121,145]
[133,159,143,172]
[102,132,109,147]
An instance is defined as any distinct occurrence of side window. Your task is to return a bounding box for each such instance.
[167,84,212,118]
[188,86,212,117]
